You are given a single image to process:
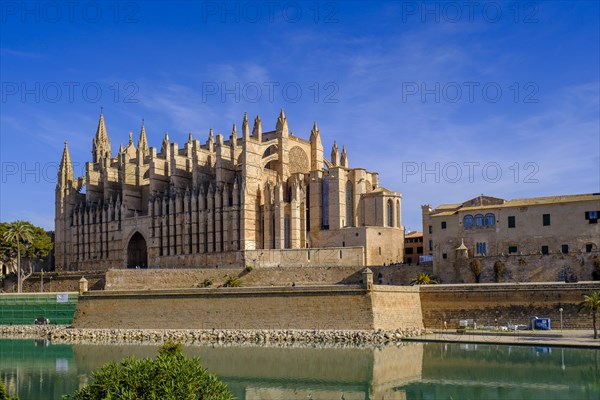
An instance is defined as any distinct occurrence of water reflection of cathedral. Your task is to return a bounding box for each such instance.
[2,340,598,399]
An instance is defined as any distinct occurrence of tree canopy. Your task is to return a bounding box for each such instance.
[0,221,53,267]
[66,341,234,400]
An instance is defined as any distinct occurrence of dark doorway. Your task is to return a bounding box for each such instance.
[127,232,148,269]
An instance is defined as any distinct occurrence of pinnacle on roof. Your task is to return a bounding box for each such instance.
[275,108,288,134]
[138,120,149,156]
[58,141,74,186]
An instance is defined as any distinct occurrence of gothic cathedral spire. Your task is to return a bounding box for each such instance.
[275,108,288,136]
[331,140,339,166]
[92,110,111,163]
[58,141,74,187]
[138,119,149,159]
[340,145,348,168]
[310,120,323,170]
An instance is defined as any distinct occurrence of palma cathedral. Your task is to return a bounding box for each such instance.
[55,110,404,271]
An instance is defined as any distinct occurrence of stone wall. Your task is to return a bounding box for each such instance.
[371,286,423,331]
[444,252,600,285]
[419,282,600,329]
[245,247,365,268]
[72,285,425,331]
[104,264,432,290]
[1,272,105,293]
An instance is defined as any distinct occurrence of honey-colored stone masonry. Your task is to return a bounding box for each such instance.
[72,285,424,331]
[419,282,600,329]
[55,111,404,271]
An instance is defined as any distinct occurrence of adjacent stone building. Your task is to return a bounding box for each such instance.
[422,194,600,283]
[55,110,404,271]
[404,231,424,265]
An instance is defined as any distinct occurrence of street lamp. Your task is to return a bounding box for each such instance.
[559,308,563,331]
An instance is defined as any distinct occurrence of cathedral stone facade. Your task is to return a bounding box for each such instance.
[55,110,404,271]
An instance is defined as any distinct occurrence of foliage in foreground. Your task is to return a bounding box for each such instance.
[223,275,241,287]
[580,291,600,340]
[410,273,438,285]
[64,341,234,400]
[0,381,19,400]
[469,259,482,283]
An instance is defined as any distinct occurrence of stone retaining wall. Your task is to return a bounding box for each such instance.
[1,272,105,293]
[73,285,424,331]
[419,282,600,329]
[104,264,432,290]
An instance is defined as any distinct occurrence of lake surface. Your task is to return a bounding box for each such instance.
[0,339,598,399]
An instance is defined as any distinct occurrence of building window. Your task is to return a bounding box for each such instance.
[543,214,551,226]
[322,178,329,229]
[485,213,495,227]
[585,211,599,224]
[417,246,423,254]
[585,243,593,253]
[508,245,518,254]
[541,245,549,255]
[345,181,354,227]
[464,215,473,229]
[387,199,394,227]
[397,200,401,228]
[476,242,487,256]
[508,216,516,228]
[442,253,447,259]
[561,244,569,254]
[428,225,432,234]
[405,247,414,254]
[441,221,447,229]
[475,214,484,228]
[284,215,291,249]
[429,239,432,251]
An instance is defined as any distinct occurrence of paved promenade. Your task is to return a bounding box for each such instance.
[407,329,600,348]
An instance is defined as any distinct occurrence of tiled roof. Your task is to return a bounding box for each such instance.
[432,193,599,215]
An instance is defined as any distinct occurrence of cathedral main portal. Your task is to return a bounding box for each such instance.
[127,232,148,269]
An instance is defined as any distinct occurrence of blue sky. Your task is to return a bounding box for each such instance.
[1,0,598,232]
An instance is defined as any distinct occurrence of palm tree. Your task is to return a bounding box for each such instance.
[3,221,33,293]
[410,273,438,286]
[580,291,600,339]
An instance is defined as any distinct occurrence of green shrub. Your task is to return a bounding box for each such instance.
[493,261,505,283]
[64,341,233,400]
[0,381,19,400]
[245,265,253,272]
[198,278,214,288]
[469,259,482,283]
[410,273,438,285]
[223,275,240,287]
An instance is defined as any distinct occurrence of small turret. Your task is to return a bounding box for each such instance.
[138,120,149,159]
[207,128,214,151]
[331,140,339,166]
[340,145,348,168]
[58,141,74,187]
[241,112,250,141]
[161,132,170,155]
[92,110,111,163]
[275,109,288,136]
[252,115,262,141]
[310,120,324,170]
[230,123,238,147]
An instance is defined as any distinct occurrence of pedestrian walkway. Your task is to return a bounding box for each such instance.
[406,329,600,348]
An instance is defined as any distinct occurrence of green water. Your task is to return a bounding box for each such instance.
[0,339,598,400]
